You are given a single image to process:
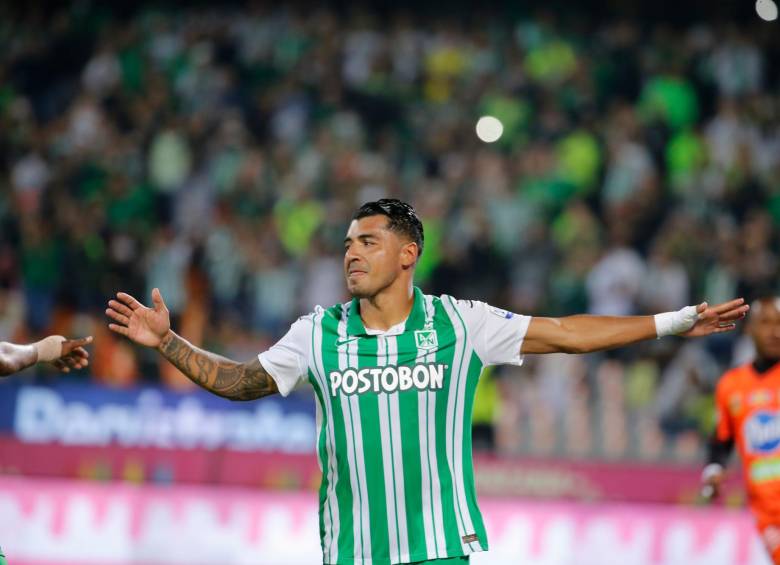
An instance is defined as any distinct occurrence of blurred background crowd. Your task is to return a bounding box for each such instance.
[1,2,779,464]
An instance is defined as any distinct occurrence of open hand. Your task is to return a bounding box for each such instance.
[106,288,171,348]
[681,298,749,338]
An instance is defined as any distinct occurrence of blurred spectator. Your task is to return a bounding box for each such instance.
[709,29,764,97]
[639,236,690,313]
[654,342,721,443]
[0,287,25,342]
[586,225,645,316]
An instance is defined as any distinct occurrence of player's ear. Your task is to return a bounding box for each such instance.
[400,241,418,269]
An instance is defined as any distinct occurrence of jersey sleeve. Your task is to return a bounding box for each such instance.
[257,313,315,397]
[714,376,734,442]
[450,299,532,367]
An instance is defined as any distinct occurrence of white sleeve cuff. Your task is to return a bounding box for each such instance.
[257,353,299,397]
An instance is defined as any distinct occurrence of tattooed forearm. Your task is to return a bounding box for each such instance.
[158,331,278,400]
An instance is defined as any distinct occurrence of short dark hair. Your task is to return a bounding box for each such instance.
[353,199,424,259]
[751,296,780,314]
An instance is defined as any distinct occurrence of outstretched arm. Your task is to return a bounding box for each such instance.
[158,331,278,400]
[0,342,35,375]
[0,336,92,376]
[106,288,277,401]
[522,299,748,354]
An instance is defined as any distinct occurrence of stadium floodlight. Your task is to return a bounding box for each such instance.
[475,116,504,143]
[756,0,778,20]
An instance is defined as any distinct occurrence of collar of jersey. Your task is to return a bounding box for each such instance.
[752,357,780,375]
[346,286,427,337]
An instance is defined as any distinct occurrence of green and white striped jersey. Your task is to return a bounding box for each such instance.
[259,287,531,565]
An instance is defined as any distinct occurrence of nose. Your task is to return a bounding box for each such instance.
[345,243,360,264]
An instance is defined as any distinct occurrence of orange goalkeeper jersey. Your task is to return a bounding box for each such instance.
[715,361,780,523]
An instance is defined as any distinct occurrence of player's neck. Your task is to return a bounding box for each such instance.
[753,356,780,374]
[359,281,415,332]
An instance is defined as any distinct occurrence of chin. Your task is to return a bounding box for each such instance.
[347,280,373,299]
[346,280,363,297]
[348,286,370,299]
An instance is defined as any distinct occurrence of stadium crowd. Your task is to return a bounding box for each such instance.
[1,4,778,462]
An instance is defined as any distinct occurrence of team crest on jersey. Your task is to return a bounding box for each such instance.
[415,329,438,350]
[744,411,780,454]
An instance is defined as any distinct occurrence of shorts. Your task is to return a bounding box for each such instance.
[409,558,469,565]
[326,555,469,565]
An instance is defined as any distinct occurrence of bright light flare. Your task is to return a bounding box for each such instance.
[475,116,504,143]
[756,0,778,21]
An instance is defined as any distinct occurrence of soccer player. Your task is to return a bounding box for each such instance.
[701,297,780,564]
[0,333,92,565]
[107,199,747,565]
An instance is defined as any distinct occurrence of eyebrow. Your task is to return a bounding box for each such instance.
[344,233,380,245]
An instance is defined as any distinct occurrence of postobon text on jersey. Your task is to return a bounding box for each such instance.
[329,363,446,396]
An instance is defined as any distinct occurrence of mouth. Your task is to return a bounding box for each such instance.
[348,270,367,278]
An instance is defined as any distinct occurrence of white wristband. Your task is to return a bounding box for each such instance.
[701,463,724,483]
[33,335,66,363]
[654,305,701,337]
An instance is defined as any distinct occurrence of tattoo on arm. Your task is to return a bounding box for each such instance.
[158,332,278,400]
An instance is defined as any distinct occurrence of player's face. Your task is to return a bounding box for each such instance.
[344,215,409,298]
[750,299,780,360]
